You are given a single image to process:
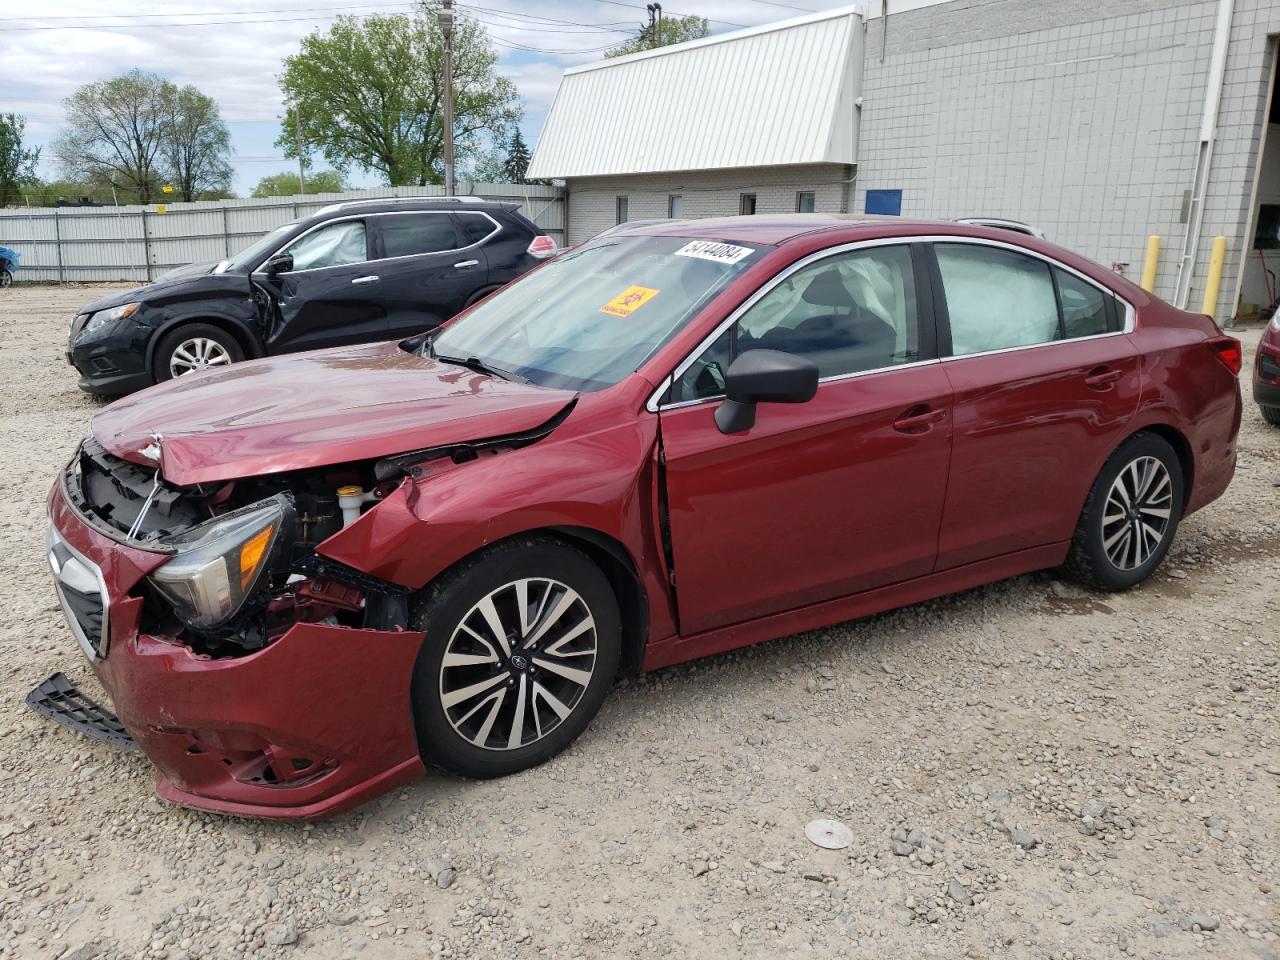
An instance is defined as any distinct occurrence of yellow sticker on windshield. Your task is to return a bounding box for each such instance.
[600,285,659,318]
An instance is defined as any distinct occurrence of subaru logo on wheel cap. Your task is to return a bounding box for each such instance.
[510,654,528,670]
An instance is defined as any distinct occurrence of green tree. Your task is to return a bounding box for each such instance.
[277,6,520,186]
[501,128,532,184]
[251,169,348,197]
[0,114,41,207]
[162,85,233,202]
[605,14,709,58]
[53,70,171,203]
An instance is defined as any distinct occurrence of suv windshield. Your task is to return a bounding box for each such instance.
[217,222,297,273]
[430,235,769,391]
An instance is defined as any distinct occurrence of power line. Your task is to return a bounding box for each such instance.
[579,0,748,30]
[0,2,413,23]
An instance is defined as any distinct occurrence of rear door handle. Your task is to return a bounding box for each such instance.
[454,260,480,269]
[1084,366,1123,390]
[351,275,380,285]
[892,405,946,433]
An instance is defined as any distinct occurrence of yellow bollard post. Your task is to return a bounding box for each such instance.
[1201,235,1227,318]
[1139,235,1161,292]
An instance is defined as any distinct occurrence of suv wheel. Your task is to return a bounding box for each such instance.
[1261,404,1280,426]
[410,537,620,779]
[154,324,244,382]
[1063,432,1184,591]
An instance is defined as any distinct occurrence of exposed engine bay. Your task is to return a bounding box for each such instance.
[64,438,409,658]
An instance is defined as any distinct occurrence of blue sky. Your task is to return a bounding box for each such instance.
[2,1,853,197]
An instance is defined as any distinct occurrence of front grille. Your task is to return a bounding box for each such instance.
[48,525,111,660]
[64,439,196,546]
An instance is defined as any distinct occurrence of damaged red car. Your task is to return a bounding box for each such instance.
[39,217,1242,819]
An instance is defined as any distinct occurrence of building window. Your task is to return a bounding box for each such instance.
[668,194,683,218]
[616,196,628,224]
[740,193,757,216]
[796,191,816,213]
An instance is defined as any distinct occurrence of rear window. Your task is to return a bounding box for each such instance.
[381,213,458,258]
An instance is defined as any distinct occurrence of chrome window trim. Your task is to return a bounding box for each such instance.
[47,523,111,663]
[645,234,1135,413]
[253,210,500,277]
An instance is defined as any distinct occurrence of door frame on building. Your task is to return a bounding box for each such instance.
[1232,35,1279,323]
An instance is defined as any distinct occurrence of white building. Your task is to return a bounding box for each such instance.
[528,0,1280,323]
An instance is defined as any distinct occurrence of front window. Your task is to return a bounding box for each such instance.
[220,222,296,273]
[675,244,920,401]
[284,220,368,271]
[430,235,769,391]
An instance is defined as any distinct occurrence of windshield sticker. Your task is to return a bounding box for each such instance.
[674,240,754,265]
[600,285,660,318]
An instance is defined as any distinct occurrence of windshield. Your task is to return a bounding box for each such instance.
[218,222,297,273]
[431,235,769,391]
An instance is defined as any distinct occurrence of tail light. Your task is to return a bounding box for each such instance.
[527,234,557,260]
[1207,336,1242,376]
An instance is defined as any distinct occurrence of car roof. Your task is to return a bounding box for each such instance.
[602,214,997,246]
[304,196,517,224]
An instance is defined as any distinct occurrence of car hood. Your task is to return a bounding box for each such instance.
[78,261,223,314]
[92,341,578,486]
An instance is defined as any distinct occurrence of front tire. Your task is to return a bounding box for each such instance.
[1063,432,1184,591]
[153,323,243,383]
[0,268,12,288]
[410,537,621,779]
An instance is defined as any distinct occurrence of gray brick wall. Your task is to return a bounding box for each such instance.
[858,0,1280,319]
[564,164,853,244]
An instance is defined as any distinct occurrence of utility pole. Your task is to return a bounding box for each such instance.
[292,104,307,195]
[646,3,663,48]
[440,0,456,196]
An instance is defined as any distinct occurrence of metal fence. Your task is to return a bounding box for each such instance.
[0,183,565,283]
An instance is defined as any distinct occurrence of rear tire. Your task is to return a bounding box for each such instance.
[409,536,620,779]
[1063,432,1184,591]
[0,268,12,288]
[1261,404,1280,426]
[153,323,243,383]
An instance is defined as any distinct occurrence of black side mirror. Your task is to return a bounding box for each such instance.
[715,349,819,434]
[263,252,294,275]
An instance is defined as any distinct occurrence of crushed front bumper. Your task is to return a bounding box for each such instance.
[45,477,427,820]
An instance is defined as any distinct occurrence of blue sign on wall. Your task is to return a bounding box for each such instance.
[865,189,903,216]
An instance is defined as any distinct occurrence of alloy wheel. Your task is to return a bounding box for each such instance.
[439,577,598,751]
[1101,455,1173,571]
[169,337,232,377]
[0,269,11,288]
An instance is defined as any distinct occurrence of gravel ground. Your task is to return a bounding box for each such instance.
[0,284,1276,960]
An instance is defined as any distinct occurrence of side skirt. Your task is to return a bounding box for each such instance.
[640,541,1070,672]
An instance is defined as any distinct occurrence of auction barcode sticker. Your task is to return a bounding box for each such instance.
[674,240,754,265]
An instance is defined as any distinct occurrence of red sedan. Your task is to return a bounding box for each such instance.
[1255,307,1280,424]
[41,217,1242,819]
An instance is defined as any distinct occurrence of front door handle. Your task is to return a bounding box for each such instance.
[351,275,380,285]
[1084,366,1123,390]
[892,405,946,434]
[453,259,480,269]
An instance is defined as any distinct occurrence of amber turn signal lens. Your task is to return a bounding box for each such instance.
[239,524,275,591]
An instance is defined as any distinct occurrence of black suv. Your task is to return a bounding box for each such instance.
[67,197,557,395]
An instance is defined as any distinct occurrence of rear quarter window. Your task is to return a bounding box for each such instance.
[458,213,499,246]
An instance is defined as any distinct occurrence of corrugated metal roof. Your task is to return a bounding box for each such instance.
[526,7,863,180]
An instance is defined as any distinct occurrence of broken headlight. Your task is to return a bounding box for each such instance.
[148,495,292,630]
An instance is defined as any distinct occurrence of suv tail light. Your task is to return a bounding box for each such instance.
[527,234,557,260]
[1207,335,1242,376]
